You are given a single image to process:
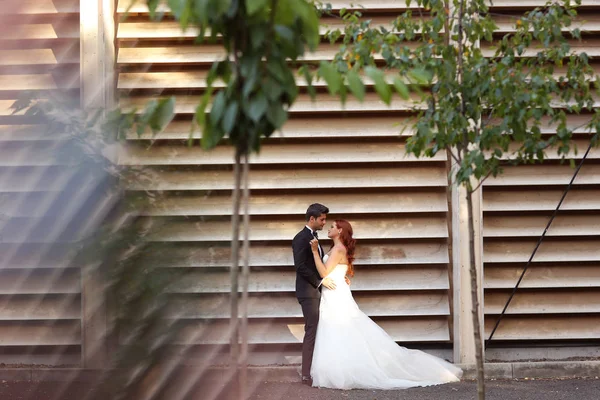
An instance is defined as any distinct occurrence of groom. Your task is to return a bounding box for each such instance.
[292,203,337,386]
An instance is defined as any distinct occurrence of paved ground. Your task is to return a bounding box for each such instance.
[0,378,599,400]
[246,379,600,400]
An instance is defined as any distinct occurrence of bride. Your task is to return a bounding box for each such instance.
[309,219,463,390]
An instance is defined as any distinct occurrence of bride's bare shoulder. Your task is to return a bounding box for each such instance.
[332,245,347,254]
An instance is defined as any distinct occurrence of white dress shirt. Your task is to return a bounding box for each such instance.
[306,225,324,287]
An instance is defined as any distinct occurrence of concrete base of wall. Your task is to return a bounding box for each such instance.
[0,361,599,383]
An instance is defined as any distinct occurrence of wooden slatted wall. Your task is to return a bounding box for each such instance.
[483,0,600,360]
[116,0,455,363]
[0,0,82,365]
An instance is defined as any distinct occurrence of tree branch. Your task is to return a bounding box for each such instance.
[470,169,494,193]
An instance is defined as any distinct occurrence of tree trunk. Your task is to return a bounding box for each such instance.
[466,188,485,400]
[239,154,251,400]
[229,148,243,395]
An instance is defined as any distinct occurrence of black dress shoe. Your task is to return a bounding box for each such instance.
[301,376,313,386]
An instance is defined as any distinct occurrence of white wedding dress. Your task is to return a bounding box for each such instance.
[311,256,463,390]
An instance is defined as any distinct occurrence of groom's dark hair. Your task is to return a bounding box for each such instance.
[306,203,329,221]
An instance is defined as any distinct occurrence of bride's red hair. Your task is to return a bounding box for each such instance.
[335,219,356,277]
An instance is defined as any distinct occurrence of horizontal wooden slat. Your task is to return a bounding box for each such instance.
[126,116,410,140]
[483,189,600,211]
[485,240,600,263]
[117,14,600,41]
[4,0,79,15]
[0,46,79,66]
[0,294,80,320]
[118,0,599,14]
[484,315,600,340]
[0,142,70,166]
[0,191,64,218]
[492,14,600,33]
[0,168,74,192]
[118,0,418,14]
[0,320,80,346]
[119,43,378,65]
[122,141,445,166]
[117,42,599,70]
[484,215,600,238]
[171,267,450,293]
[168,292,450,318]
[144,191,448,216]
[0,74,78,92]
[488,0,598,9]
[0,125,65,141]
[498,139,600,161]
[0,350,79,366]
[173,317,450,344]
[147,216,448,242]
[125,114,594,140]
[485,290,600,314]
[0,269,80,294]
[484,164,600,186]
[117,16,393,40]
[486,115,600,135]
[1,22,80,40]
[127,166,447,191]
[0,74,57,91]
[485,265,600,289]
[121,92,420,114]
[0,244,75,269]
[118,69,406,90]
[482,38,600,57]
[143,242,449,267]
[121,95,594,118]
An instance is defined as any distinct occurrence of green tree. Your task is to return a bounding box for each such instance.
[321,0,600,398]
[132,0,383,398]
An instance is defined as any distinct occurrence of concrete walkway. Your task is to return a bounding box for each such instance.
[0,378,599,400]
[246,378,600,400]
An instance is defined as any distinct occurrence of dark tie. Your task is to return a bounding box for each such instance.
[313,232,322,257]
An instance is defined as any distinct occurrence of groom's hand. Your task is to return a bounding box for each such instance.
[321,277,336,290]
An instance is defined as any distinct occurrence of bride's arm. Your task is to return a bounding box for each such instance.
[310,239,343,278]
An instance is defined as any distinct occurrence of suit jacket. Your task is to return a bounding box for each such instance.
[292,227,322,299]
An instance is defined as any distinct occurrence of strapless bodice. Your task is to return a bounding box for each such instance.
[323,254,348,282]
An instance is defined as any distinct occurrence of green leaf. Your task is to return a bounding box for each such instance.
[193,0,210,28]
[300,65,316,99]
[195,85,214,129]
[393,77,410,100]
[366,66,391,105]
[346,70,365,101]
[148,97,175,134]
[319,61,342,96]
[222,101,239,134]
[291,0,320,50]
[248,92,268,122]
[409,68,432,85]
[210,91,226,126]
[201,124,225,150]
[246,0,268,16]
[267,103,288,130]
[168,0,191,28]
[147,0,160,20]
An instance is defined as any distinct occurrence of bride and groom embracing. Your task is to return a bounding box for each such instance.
[292,203,463,390]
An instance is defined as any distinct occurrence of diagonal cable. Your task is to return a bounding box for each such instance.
[485,139,595,348]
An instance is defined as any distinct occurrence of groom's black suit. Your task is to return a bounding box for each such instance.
[292,226,323,378]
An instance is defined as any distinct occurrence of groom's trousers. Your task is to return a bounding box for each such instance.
[298,297,320,377]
